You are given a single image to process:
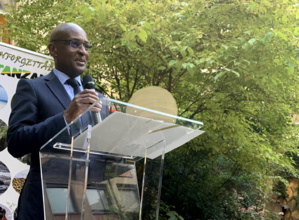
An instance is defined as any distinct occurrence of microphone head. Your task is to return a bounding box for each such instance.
[83,74,95,90]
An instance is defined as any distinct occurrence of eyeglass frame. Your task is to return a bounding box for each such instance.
[51,39,93,50]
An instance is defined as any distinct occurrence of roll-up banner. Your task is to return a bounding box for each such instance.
[0,42,53,219]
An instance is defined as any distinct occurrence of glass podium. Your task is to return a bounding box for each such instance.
[39,98,204,220]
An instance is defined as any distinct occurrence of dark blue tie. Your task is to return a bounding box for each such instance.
[65,78,89,136]
[66,78,81,95]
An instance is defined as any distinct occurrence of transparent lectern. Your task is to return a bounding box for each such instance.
[39,98,204,220]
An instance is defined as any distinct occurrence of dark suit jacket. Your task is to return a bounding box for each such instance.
[7,71,108,220]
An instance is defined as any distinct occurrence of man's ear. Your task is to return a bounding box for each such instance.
[48,43,58,57]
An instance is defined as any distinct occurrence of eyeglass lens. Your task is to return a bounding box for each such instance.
[70,40,92,50]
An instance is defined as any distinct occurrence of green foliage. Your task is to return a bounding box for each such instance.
[272,181,288,199]
[1,0,299,219]
[0,120,7,137]
[162,145,284,219]
[159,201,184,220]
[0,121,7,151]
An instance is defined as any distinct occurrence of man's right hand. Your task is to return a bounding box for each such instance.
[63,89,102,124]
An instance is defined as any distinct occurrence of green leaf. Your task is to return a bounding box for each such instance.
[181,46,188,51]
[242,59,251,65]
[187,65,194,75]
[143,22,151,30]
[214,71,226,81]
[126,31,136,40]
[167,212,178,220]
[231,70,240,77]
[169,60,177,67]
[180,49,187,58]
[276,31,287,41]
[120,24,127,32]
[248,38,256,45]
[170,46,178,51]
[244,30,252,35]
[288,67,294,75]
[263,32,273,43]
[199,58,206,63]
[182,63,194,69]
[89,6,95,11]
[187,47,194,56]
[222,45,228,50]
[242,44,248,49]
[282,15,288,23]
[158,66,166,70]
[138,28,148,43]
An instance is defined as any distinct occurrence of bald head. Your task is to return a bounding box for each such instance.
[49,23,86,43]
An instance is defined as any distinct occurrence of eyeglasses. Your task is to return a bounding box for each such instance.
[51,39,93,50]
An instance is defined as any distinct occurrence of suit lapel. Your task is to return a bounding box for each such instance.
[44,71,71,109]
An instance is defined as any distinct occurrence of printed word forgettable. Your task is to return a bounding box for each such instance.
[0,51,53,71]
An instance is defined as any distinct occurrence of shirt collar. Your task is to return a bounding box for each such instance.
[53,69,82,86]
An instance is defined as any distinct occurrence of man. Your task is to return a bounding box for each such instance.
[7,23,107,220]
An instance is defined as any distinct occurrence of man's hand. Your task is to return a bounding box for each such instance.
[63,89,102,124]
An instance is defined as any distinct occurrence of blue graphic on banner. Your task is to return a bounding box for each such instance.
[0,84,8,109]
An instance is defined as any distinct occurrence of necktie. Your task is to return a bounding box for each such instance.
[65,78,88,136]
[66,78,81,96]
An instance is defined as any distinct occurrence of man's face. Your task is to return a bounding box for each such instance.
[49,26,90,78]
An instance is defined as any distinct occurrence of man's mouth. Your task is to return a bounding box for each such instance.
[75,60,86,66]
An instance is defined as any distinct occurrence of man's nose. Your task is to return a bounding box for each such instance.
[77,44,89,54]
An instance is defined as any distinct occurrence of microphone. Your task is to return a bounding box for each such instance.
[83,74,95,90]
[82,74,102,125]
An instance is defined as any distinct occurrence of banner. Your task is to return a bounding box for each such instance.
[0,42,53,219]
